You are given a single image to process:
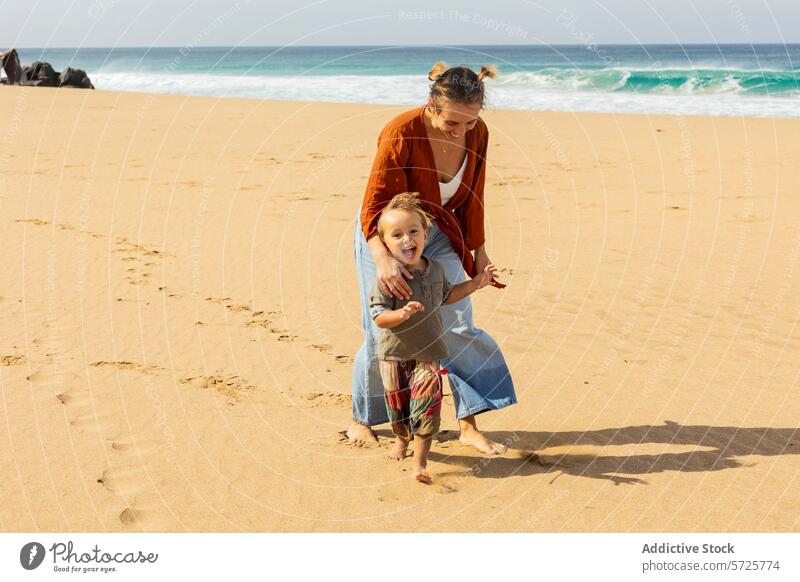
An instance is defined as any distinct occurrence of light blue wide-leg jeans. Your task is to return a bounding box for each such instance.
[352,214,517,426]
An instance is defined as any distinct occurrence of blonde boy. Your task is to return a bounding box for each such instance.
[369,192,497,483]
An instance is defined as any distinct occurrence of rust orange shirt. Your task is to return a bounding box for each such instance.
[360,107,504,288]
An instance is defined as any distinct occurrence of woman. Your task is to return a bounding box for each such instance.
[348,61,516,455]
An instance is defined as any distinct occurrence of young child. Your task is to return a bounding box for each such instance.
[369,192,498,484]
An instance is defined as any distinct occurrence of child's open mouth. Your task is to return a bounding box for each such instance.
[401,245,416,260]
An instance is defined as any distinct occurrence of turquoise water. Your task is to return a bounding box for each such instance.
[18,45,800,117]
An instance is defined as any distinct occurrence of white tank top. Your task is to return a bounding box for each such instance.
[439,154,467,206]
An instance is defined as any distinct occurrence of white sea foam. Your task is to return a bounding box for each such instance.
[91,70,800,118]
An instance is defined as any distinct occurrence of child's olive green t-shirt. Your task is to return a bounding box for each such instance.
[369,257,453,361]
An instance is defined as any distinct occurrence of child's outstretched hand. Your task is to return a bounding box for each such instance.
[401,301,425,320]
[474,263,498,290]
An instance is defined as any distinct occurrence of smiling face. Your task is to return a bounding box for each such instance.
[430,97,482,139]
[378,208,428,269]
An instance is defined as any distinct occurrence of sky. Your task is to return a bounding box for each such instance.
[0,0,797,48]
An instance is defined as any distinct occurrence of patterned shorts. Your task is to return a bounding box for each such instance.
[378,359,446,440]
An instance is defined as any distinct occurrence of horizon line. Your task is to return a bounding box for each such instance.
[12,42,800,50]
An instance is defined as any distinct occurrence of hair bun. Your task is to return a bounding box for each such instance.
[477,65,498,81]
[428,61,449,82]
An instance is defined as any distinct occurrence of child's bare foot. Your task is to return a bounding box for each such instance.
[344,422,378,445]
[414,471,432,484]
[387,438,409,461]
[412,435,433,483]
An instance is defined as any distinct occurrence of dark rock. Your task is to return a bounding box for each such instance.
[0,48,22,84]
[59,67,94,89]
[21,61,59,87]
[3,53,94,90]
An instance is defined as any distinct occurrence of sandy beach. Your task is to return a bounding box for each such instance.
[1,86,798,532]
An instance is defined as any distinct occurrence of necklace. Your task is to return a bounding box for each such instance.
[425,106,452,154]
[437,126,459,154]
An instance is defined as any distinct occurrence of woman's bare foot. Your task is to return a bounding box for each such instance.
[458,416,507,456]
[387,437,409,461]
[345,422,378,445]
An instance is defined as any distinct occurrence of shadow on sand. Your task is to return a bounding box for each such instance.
[423,420,800,485]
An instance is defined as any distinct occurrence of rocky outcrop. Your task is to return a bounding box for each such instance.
[1,49,94,89]
[21,61,59,86]
[1,48,22,84]
[58,67,95,89]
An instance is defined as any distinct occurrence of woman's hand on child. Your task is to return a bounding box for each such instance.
[376,254,414,300]
[401,301,424,320]
[474,264,498,290]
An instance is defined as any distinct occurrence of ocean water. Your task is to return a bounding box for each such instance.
[17,45,800,117]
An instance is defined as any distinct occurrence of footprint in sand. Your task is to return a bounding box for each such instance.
[301,391,350,407]
[157,286,182,298]
[97,467,153,496]
[124,271,153,285]
[69,409,121,435]
[375,490,401,503]
[90,361,165,374]
[113,236,168,257]
[432,472,464,494]
[257,155,282,164]
[206,297,266,315]
[244,314,278,328]
[436,482,458,494]
[15,218,50,226]
[247,321,295,341]
[122,262,154,284]
[179,372,254,404]
[1,354,26,366]
[205,297,299,342]
[204,296,232,305]
[492,176,528,186]
[26,368,78,386]
[16,218,106,240]
[118,507,138,525]
[108,435,167,456]
[96,469,117,491]
[238,184,266,192]
[309,344,332,352]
